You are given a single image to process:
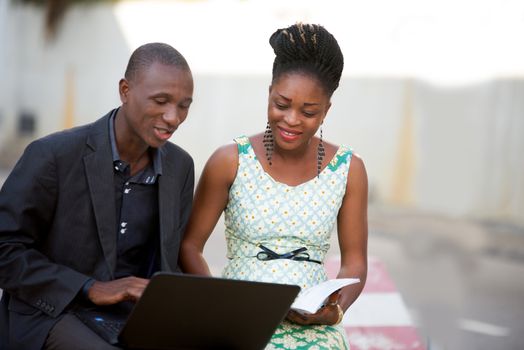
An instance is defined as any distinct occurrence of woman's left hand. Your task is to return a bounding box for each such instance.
[286,291,344,326]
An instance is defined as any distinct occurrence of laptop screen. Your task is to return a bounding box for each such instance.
[117,272,300,349]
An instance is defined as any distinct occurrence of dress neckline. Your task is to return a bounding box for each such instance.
[244,136,344,189]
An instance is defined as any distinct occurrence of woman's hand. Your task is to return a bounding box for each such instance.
[286,291,344,326]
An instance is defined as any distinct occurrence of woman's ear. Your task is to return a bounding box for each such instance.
[320,102,332,125]
[325,101,332,115]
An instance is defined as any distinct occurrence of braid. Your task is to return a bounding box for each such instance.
[269,23,344,96]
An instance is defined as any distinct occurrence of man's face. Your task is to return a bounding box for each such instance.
[119,62,194,149]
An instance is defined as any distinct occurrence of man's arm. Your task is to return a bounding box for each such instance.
[178,155,195,244]
[0,139,90,317]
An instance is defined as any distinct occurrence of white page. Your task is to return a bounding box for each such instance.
[291,278,360,314]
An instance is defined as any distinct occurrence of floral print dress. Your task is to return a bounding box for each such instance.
[222,136,353,349]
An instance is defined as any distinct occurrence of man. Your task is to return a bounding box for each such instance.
[0,42,195,349]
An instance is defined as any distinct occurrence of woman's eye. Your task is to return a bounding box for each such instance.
[303,111,316,117]
[275,103,287,110]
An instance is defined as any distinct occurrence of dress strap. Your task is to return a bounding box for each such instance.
[233,135,252,155]
[327,144,353,172]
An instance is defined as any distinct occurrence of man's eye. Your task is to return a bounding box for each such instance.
[155,99,168,105]
[275,103,287,110]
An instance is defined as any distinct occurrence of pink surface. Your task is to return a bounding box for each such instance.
[326,256,427,350]
[325,256,397,293]
[345,326,427,350]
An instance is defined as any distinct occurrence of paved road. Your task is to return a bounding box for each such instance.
[367,205,524,350]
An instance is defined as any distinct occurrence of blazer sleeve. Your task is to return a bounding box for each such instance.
[0,139,90,317]
[179,156,195,239]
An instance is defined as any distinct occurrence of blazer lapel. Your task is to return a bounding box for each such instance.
[158,147,178,271]
[83,113,117,278]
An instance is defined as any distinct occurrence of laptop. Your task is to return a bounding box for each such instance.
[74,272,300,349]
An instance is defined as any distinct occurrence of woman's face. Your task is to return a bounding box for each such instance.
[267,72,331,152]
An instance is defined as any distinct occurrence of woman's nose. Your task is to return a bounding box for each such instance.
[284,110,300,126]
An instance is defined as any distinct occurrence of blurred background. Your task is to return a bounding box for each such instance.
[0,0,523,349]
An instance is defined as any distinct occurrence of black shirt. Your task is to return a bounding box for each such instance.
[109,111,161,278]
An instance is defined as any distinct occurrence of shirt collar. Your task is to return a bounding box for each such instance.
[109,108,163,177]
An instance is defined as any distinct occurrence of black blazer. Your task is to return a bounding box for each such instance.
[0,110,194,349]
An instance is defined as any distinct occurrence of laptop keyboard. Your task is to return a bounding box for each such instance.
[94,317,125,334]
[74,308,128,345]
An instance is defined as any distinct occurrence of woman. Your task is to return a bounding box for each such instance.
[180,23,368,349]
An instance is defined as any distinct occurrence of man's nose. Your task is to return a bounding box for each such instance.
[163,106,180,127]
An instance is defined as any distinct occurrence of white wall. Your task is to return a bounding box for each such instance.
[0,1,522,223]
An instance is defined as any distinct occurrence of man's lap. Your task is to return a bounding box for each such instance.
[45,313,122,350]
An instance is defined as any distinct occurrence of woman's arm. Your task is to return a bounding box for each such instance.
[179,144,238,276]
[336,153,369,311]
[286,153,368,326]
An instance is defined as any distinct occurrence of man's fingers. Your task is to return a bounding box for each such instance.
[88,277,149,305]
[124,286,146,301]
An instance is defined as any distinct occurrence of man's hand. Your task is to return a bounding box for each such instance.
[87,277,149,305]
[286,291,342,326]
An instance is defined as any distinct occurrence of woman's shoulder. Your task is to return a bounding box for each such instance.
[207,142,238,167]
[322,140,352,155]
[199,142,239,186]
[326,140,365,174]
[321,139,352,169]
[346,151,367,193]
[204,134,255,170]
[322,139,366,182]
[232,134,257,155]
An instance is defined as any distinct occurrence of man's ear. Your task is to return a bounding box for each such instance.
[119,78,129,103]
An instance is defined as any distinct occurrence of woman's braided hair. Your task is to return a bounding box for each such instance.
[269,23,344,97]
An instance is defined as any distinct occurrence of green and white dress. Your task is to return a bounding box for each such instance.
[222,136,353,350]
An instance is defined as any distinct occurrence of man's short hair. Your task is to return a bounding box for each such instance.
[125,42,190,82]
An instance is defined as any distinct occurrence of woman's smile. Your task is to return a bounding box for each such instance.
[278,126,302,142]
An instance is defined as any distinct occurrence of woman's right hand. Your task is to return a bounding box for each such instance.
[286,291,343,326]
